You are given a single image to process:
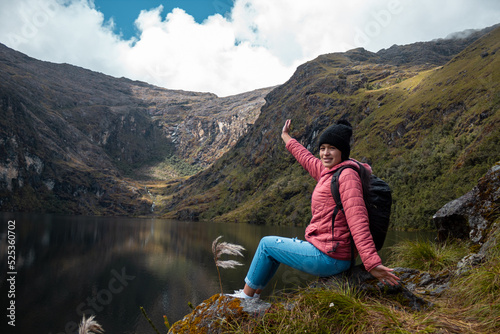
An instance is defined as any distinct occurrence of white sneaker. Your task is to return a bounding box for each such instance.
[227,289,259,299]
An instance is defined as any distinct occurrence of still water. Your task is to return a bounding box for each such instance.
[0,212,435,334]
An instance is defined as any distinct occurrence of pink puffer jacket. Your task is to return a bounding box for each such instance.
[286,138,382,272]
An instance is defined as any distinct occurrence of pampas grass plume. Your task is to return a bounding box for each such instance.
[212,235,245,295]
[78,315,104,334]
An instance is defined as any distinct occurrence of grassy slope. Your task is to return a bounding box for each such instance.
[356,28,500,229]
[160,27,499,230]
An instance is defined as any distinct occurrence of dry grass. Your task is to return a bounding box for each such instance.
[78,315,104,334]
[387,239,469,272]
[212,235,246,295]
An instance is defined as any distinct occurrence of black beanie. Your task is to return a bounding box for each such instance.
[317,119,352,161]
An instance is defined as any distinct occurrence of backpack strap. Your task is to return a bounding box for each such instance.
[329,165,359,268]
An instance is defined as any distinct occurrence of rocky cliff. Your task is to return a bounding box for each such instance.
[132,85,273,169]
[0,44,271,214]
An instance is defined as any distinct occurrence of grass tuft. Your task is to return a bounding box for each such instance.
[254,284,372,333]
[449,227,500,332]
[387,239,469,271]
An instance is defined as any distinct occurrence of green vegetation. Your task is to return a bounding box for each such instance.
[143,155,204,180]
[235,285,374,333]
[386,239,470,272]
[355,28,500,229]
[449,228,500,332]
[229,285,441,333]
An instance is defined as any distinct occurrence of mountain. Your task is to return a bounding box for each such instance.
[0,44,272,215]
[160,24,500,229]
[1,24,498,228]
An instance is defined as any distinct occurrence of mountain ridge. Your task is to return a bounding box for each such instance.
[1,24,498,228]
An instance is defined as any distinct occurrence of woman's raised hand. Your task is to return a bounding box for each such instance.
[281,119,292,144]
[282,119,291,134]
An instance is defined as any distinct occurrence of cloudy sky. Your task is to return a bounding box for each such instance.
[0,0,499,97]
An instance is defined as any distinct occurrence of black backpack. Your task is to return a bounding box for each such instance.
[330,162,392,266]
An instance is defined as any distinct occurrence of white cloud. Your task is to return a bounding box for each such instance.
[0,0,499,96]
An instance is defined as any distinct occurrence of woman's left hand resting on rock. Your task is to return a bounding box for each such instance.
[369,265,400,286]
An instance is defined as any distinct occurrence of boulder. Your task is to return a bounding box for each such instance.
[433,163,500,244]
[168,294,271,334]
[434,163,500,275]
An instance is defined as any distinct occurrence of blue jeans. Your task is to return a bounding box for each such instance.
[244,236,351,290]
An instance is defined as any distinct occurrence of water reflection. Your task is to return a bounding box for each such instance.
[0,213,435,334]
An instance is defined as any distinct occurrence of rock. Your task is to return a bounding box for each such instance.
[455,253,485,275]
[168,294,271,334]
[239,297,272,315]
[316,265,433,311]
[433,163,500,243]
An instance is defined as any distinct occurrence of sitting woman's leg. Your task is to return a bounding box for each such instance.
[243,236,351,295]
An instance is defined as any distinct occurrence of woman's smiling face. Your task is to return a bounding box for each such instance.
[319,143,342,169]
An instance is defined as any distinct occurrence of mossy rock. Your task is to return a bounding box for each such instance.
[168,294,271,334]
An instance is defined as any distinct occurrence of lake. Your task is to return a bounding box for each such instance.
[0,212,435,334]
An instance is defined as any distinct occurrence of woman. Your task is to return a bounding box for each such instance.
[230,119,399,299]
